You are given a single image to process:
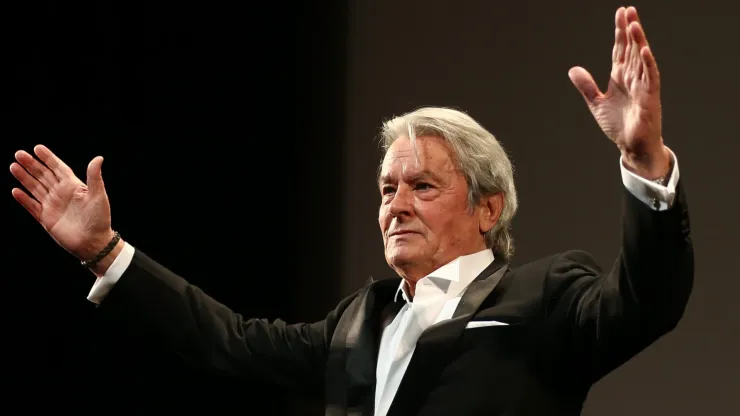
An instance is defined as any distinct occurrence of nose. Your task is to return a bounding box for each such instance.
[388,183,413,219]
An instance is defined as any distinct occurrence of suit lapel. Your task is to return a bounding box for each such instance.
[386,258,510,415]
[325,278,399,416]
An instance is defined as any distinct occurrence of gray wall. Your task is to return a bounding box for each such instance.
[342,1,740,414]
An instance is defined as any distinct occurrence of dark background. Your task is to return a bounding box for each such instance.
[3,0,738,414]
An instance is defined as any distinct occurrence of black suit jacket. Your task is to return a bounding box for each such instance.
[97,183,693,415]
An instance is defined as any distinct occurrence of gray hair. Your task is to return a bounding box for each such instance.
[378,107,518,261]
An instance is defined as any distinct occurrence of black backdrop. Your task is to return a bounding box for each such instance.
[4,0,740,414]
[4,0,346,413]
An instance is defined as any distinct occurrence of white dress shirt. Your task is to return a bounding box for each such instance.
[374,248,495,416]
[87,152,680,416]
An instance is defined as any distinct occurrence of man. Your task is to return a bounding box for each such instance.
[9,6,692,415]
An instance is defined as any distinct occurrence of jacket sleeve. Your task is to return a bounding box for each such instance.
[544,181,694,383]
[96,249,357,394]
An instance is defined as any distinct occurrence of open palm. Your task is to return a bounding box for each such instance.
[568,7,663,159]
[10,145,112,259]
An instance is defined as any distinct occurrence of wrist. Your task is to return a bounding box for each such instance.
[621,144,672,180]
[77,229,124,278]
[88,238,125,278]
[77,229,117,261]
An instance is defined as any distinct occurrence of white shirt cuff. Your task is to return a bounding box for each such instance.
[87,242,136,304]
[620,148,680,211]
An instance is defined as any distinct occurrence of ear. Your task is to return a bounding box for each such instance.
[478,193,504,234]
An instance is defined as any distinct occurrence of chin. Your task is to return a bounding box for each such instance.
[385,246,422,270]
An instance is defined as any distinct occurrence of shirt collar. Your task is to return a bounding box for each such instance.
[395,249,495,303]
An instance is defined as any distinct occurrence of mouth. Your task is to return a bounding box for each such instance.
[389,230,418,237]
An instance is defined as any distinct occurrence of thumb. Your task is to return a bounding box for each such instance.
[87,156,105,195]
[568,66,601,105]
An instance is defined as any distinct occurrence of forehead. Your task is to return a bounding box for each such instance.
[380,135,457,178]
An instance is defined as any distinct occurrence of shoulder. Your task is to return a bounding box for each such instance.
[504,250,603,310]
[322,277,400,339]
[508,250,600,284]
[473,251,600,323]
[546,250,601,275]
[332,277,401,315]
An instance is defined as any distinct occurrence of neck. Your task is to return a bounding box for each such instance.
[396,246,491,298]
[403,278,417,298]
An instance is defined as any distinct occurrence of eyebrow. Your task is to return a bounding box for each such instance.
[378,170,443,186]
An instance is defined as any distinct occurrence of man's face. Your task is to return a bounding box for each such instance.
[378,135,488,281]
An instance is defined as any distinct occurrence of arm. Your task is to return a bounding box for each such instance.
[93,247,357,394]
[546,174,692,382]
[557,6,694,381]
[8,143,354,395]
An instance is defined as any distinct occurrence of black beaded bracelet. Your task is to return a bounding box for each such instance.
[81,231,121,268]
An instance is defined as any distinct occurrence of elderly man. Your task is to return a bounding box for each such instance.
[9,6,692,416]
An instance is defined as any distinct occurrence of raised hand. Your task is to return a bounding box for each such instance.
[568,6,671,180]
[10,145,117,266]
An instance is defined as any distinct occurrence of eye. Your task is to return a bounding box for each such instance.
[382,185,396,195]
[415,182,433,190]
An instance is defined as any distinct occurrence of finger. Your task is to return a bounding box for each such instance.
[612,29,617,62]
[627,13,653,85]
[641,46,660,92]
[625,6,641,25]
[615,6,627,31]
[613,26,627,64]
[629,20,650,51]
[625,5,645,75]
[34,145,75,180]
[623,24,633,71]
[628,28,643,80]
[86,156,105,195]
[625,23,642,79]
[568,66,602,105]
[10,162,48,202]
[14,150,55,190]
[11,188,42,222]
[614,6,628,65]
[612,8,626,64]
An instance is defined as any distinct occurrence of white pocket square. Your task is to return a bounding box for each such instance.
[465,320,509,328]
